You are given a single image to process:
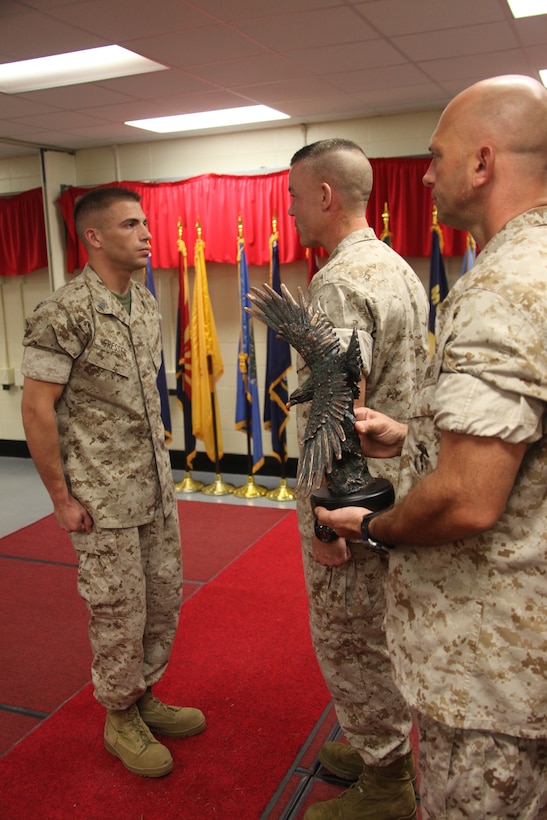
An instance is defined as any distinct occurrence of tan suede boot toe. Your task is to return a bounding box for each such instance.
[104,704,173,777]
[137,689,206,738]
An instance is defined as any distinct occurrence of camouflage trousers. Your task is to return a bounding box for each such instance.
[70,505,182,711]
[417,711,547,819]
[298,500,413,767]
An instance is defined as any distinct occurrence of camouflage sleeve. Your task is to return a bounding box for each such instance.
[21,300,89,383]
[435,288,546,443]
[309,279,374,374]
[434,372,544,444]
[441,287,547,401]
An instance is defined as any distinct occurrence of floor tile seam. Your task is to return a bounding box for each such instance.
[260,703,338,819]
[0,553,77,568]
[0,703,49,720]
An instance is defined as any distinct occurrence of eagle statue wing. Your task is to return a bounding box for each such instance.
[248,283,340,369]
[247,283,362,496]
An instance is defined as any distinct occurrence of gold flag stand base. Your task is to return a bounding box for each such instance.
[266,478,296,502]
[201,473,235,496]
[233,475,268,498]
[175,471,204,494]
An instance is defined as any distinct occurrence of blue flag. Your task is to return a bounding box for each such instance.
[235,235,264,473]
[461,232,476,276]
[144,256,172,442]
[428,226,449,356]
[264,231,291,463]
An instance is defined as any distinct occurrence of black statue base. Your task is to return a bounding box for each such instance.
[310,477,394,515]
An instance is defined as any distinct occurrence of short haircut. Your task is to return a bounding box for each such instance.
[74,186,141,241]
[290,139,373,207]
[290,138,366,166]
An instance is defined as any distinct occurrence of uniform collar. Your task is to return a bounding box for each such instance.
[479,206,547,259]
[329,227,377,261]
[81,264,132,325]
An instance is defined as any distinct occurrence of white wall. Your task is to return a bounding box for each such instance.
[0,108,463,466]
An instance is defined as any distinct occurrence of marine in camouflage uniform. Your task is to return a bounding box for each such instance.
[296,230,429,771]
[387,206,547,818]
[21,188,204,778]
[315,77,547,817]
[22,264,180,709]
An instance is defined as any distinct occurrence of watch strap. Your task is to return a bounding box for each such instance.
[360,511,394,555]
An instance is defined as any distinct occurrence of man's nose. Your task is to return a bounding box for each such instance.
[422,160,434,187]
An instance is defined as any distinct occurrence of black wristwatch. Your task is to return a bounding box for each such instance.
[361,512,395,555]
[314,519,339,543]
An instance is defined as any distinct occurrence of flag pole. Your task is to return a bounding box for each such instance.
[265,444,295,500]
[201,352,235,495]
[428,205,449,356]
[264,215,295,502]
[265,406,295,500]
[174,219,203,493]
[234,215,267,498]
[379,201,392,245]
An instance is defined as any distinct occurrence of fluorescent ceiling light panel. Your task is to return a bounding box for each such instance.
[126,105,290,133]
[507,0,547,17]
[0,46,166,93]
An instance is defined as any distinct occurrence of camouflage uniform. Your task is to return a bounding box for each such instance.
[22,264,182,711]
[386,208,547,815]
[296,228,429,766]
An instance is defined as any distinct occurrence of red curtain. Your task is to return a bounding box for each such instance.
[368,157,466,256]
[58,161,466,273]
[0,188,48,277]
[1,160,467,277]
[58,172,304,273]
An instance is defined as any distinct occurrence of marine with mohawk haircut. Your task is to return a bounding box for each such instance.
[286,138,429,820]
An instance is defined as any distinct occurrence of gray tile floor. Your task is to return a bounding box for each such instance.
[0,456,296,538]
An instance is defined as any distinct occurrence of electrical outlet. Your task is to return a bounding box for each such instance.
[0,367,15,386]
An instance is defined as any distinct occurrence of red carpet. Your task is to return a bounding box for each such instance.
[0,501,290,756]
[0,512,332,819]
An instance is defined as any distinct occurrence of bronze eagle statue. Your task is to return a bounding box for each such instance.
[247,283,373,497]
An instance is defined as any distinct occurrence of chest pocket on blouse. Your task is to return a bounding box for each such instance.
[84,345,131,379]
[71,343,133,406]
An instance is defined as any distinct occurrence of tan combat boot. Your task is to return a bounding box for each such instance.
[104,703,173,777]
[319,742,417,787]
[319,742,364,781]
[305,750,417,820]
[137,688,206,738]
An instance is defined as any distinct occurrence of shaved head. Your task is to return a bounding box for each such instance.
[442,74,547,167]
[424,74,547,245]
[290,139,373,213]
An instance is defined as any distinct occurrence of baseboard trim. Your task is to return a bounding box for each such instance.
[0,440,298,479]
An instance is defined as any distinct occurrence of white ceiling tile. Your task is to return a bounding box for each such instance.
[48,0,213,41]
[128,25,264,68]
[393,22,519,62]
[190,55,301,88]
[0,10,106,59]
[236,6,377,51]
[328,63,432,94]
[420,49,534,83]
[355,0,506,37]
[0,0,544,158]
[98,70,217,100]
[286,39,406,73]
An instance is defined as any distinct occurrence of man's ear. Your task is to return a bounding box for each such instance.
[473,146,493,188]
[84,227,101,249]
[320,182,333,209]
